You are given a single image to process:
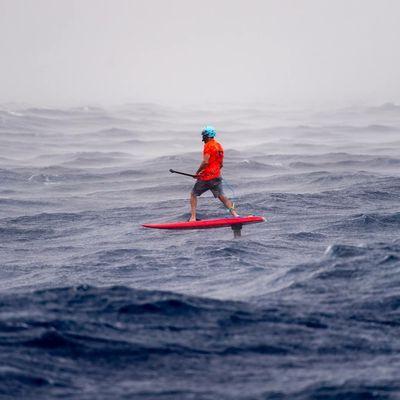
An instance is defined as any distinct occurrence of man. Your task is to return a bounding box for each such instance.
[189,126,239,222]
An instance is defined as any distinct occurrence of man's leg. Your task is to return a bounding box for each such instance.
[218,194,239,217]
[189,193,198,221]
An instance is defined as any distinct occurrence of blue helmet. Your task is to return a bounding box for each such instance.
[201,125,216,138]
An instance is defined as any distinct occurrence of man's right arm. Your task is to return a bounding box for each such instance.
[195,153,210,177]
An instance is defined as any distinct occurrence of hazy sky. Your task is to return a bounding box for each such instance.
[0,0,399,107]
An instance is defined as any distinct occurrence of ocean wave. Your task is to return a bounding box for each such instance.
[0,285,399,398]
[324,243,367,258]
[289,156,400,170]
[325,212,400,233]
[59,151,133,167]
[0,226,55,241]
[0,168,27,183]
[83,127,136,138]
[234,160,286,172]
[369,102,400,113]
[2,104,400,398]
[25,168,146,184]
[0,198,50,207]
[5,211,96,224]
[286,232,327,241]
[294,383,400,400]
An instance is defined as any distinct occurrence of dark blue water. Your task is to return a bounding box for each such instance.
[1,103,400,399]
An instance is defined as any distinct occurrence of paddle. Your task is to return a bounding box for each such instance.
[169,169,197,178]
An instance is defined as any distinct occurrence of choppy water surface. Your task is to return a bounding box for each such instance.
[1,103,400,399]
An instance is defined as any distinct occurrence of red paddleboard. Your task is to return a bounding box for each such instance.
[142,215,265,230]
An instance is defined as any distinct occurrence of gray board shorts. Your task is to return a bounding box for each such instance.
[192,177,224,198]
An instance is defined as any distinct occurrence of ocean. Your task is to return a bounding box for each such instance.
[1,103,400,399]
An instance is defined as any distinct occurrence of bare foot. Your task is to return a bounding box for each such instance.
[188,216,197,222]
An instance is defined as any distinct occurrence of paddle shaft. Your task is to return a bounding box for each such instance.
[169,169,197,178]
